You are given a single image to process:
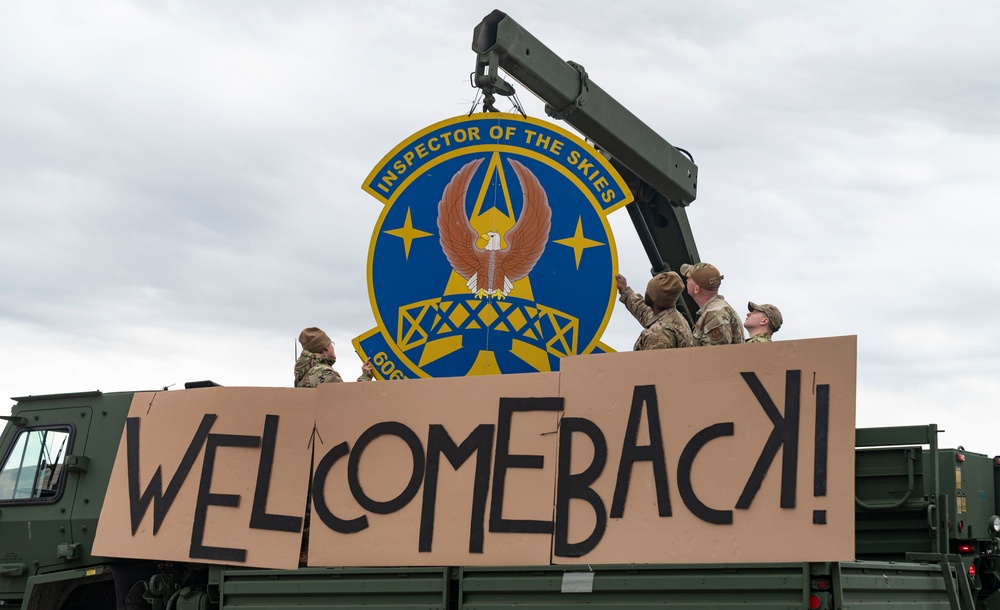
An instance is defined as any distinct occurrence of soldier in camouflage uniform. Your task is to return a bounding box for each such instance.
[744,302,783,343]
[615,271,693,350]
[679,262,744,346]
[294,327,374,387]
[294,326,374,565]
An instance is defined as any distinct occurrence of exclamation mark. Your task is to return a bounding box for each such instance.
[813,384,830,524]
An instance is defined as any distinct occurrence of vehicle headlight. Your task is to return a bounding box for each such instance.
[989,515,1000,537]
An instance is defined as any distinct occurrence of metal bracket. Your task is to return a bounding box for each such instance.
[472,50,516,113]
[0,415,28,427]
[473,51,515,96]
[56,543,81,560]
[66,455,91,474]
[545,61,589,120]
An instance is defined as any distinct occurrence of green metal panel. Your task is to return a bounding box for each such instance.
[855,446,933,559]
[217,567,451,609]
[62,393,134,566]
[459,563,811,609]
[856,425,938,448]
[835,560,959,609]
[855,425,947,560]
[936,449,996,543]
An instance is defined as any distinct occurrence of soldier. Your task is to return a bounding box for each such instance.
[615,271,693,350]
[744,302,783,343]
[294,327,374,387]
[680,262,744,346]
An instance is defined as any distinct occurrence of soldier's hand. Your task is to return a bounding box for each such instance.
[361,359,373,375]
[615,274,628,294]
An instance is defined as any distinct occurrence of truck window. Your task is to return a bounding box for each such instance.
[0,427,73,503]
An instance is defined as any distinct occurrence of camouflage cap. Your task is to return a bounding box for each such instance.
[646,271,683,309]
[748,302,783,332]
[679,262,724,290]
[299,327,332,353]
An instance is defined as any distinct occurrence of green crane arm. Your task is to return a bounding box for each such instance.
[472,10,702,321]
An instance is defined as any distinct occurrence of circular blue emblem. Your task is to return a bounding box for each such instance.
[354,114,633,379]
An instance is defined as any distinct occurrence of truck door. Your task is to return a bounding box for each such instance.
[0,404,92,599]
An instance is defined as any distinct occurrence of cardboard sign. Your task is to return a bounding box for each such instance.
[353,114,634,379]
[94,337,856,568]
[307,373,561,566]
[93,388,315,569]
[553,337,856,564]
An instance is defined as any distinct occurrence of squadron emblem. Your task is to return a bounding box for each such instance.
[354,113,633,379]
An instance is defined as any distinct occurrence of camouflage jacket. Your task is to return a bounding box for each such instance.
[692,294,745,346]
[620,288,694,350]
[294,350,373,387]
[746,333,772,343]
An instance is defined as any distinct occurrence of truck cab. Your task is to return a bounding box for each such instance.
[0,391,137,608]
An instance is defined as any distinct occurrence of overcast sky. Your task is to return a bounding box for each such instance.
[2,1,998,452]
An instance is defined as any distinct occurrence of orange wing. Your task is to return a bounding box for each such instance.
[495,158,551,282]
[437,158,486,282]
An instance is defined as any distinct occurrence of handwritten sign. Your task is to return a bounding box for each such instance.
[93,337,856,569]
[93,388,315,568]
[554,337,856,564]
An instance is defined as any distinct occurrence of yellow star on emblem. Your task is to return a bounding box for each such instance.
[554,217,604,269]
[384,207,432,260]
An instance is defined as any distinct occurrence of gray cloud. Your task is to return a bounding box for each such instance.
[2,0,998,454]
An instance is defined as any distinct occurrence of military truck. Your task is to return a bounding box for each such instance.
[3,10,999,610]
[1,386,999,609]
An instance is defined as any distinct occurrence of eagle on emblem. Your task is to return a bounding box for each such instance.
[437,157,552,299]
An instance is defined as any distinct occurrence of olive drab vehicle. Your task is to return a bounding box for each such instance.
[3,10,1000,610]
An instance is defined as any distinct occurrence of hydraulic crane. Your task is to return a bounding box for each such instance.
[472,9,703,321]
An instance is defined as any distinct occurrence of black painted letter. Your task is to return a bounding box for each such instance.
[678,422,734,524]
[249,415,303,533]
[489,397,564,534]
[348,421,425,514]
[190,433,261,562]
[419,424,494,553]
[736,370,800,509]
[126,414,216,536]
[312,442,368,534]
[610,385,671,518]
[554,417,607,557]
